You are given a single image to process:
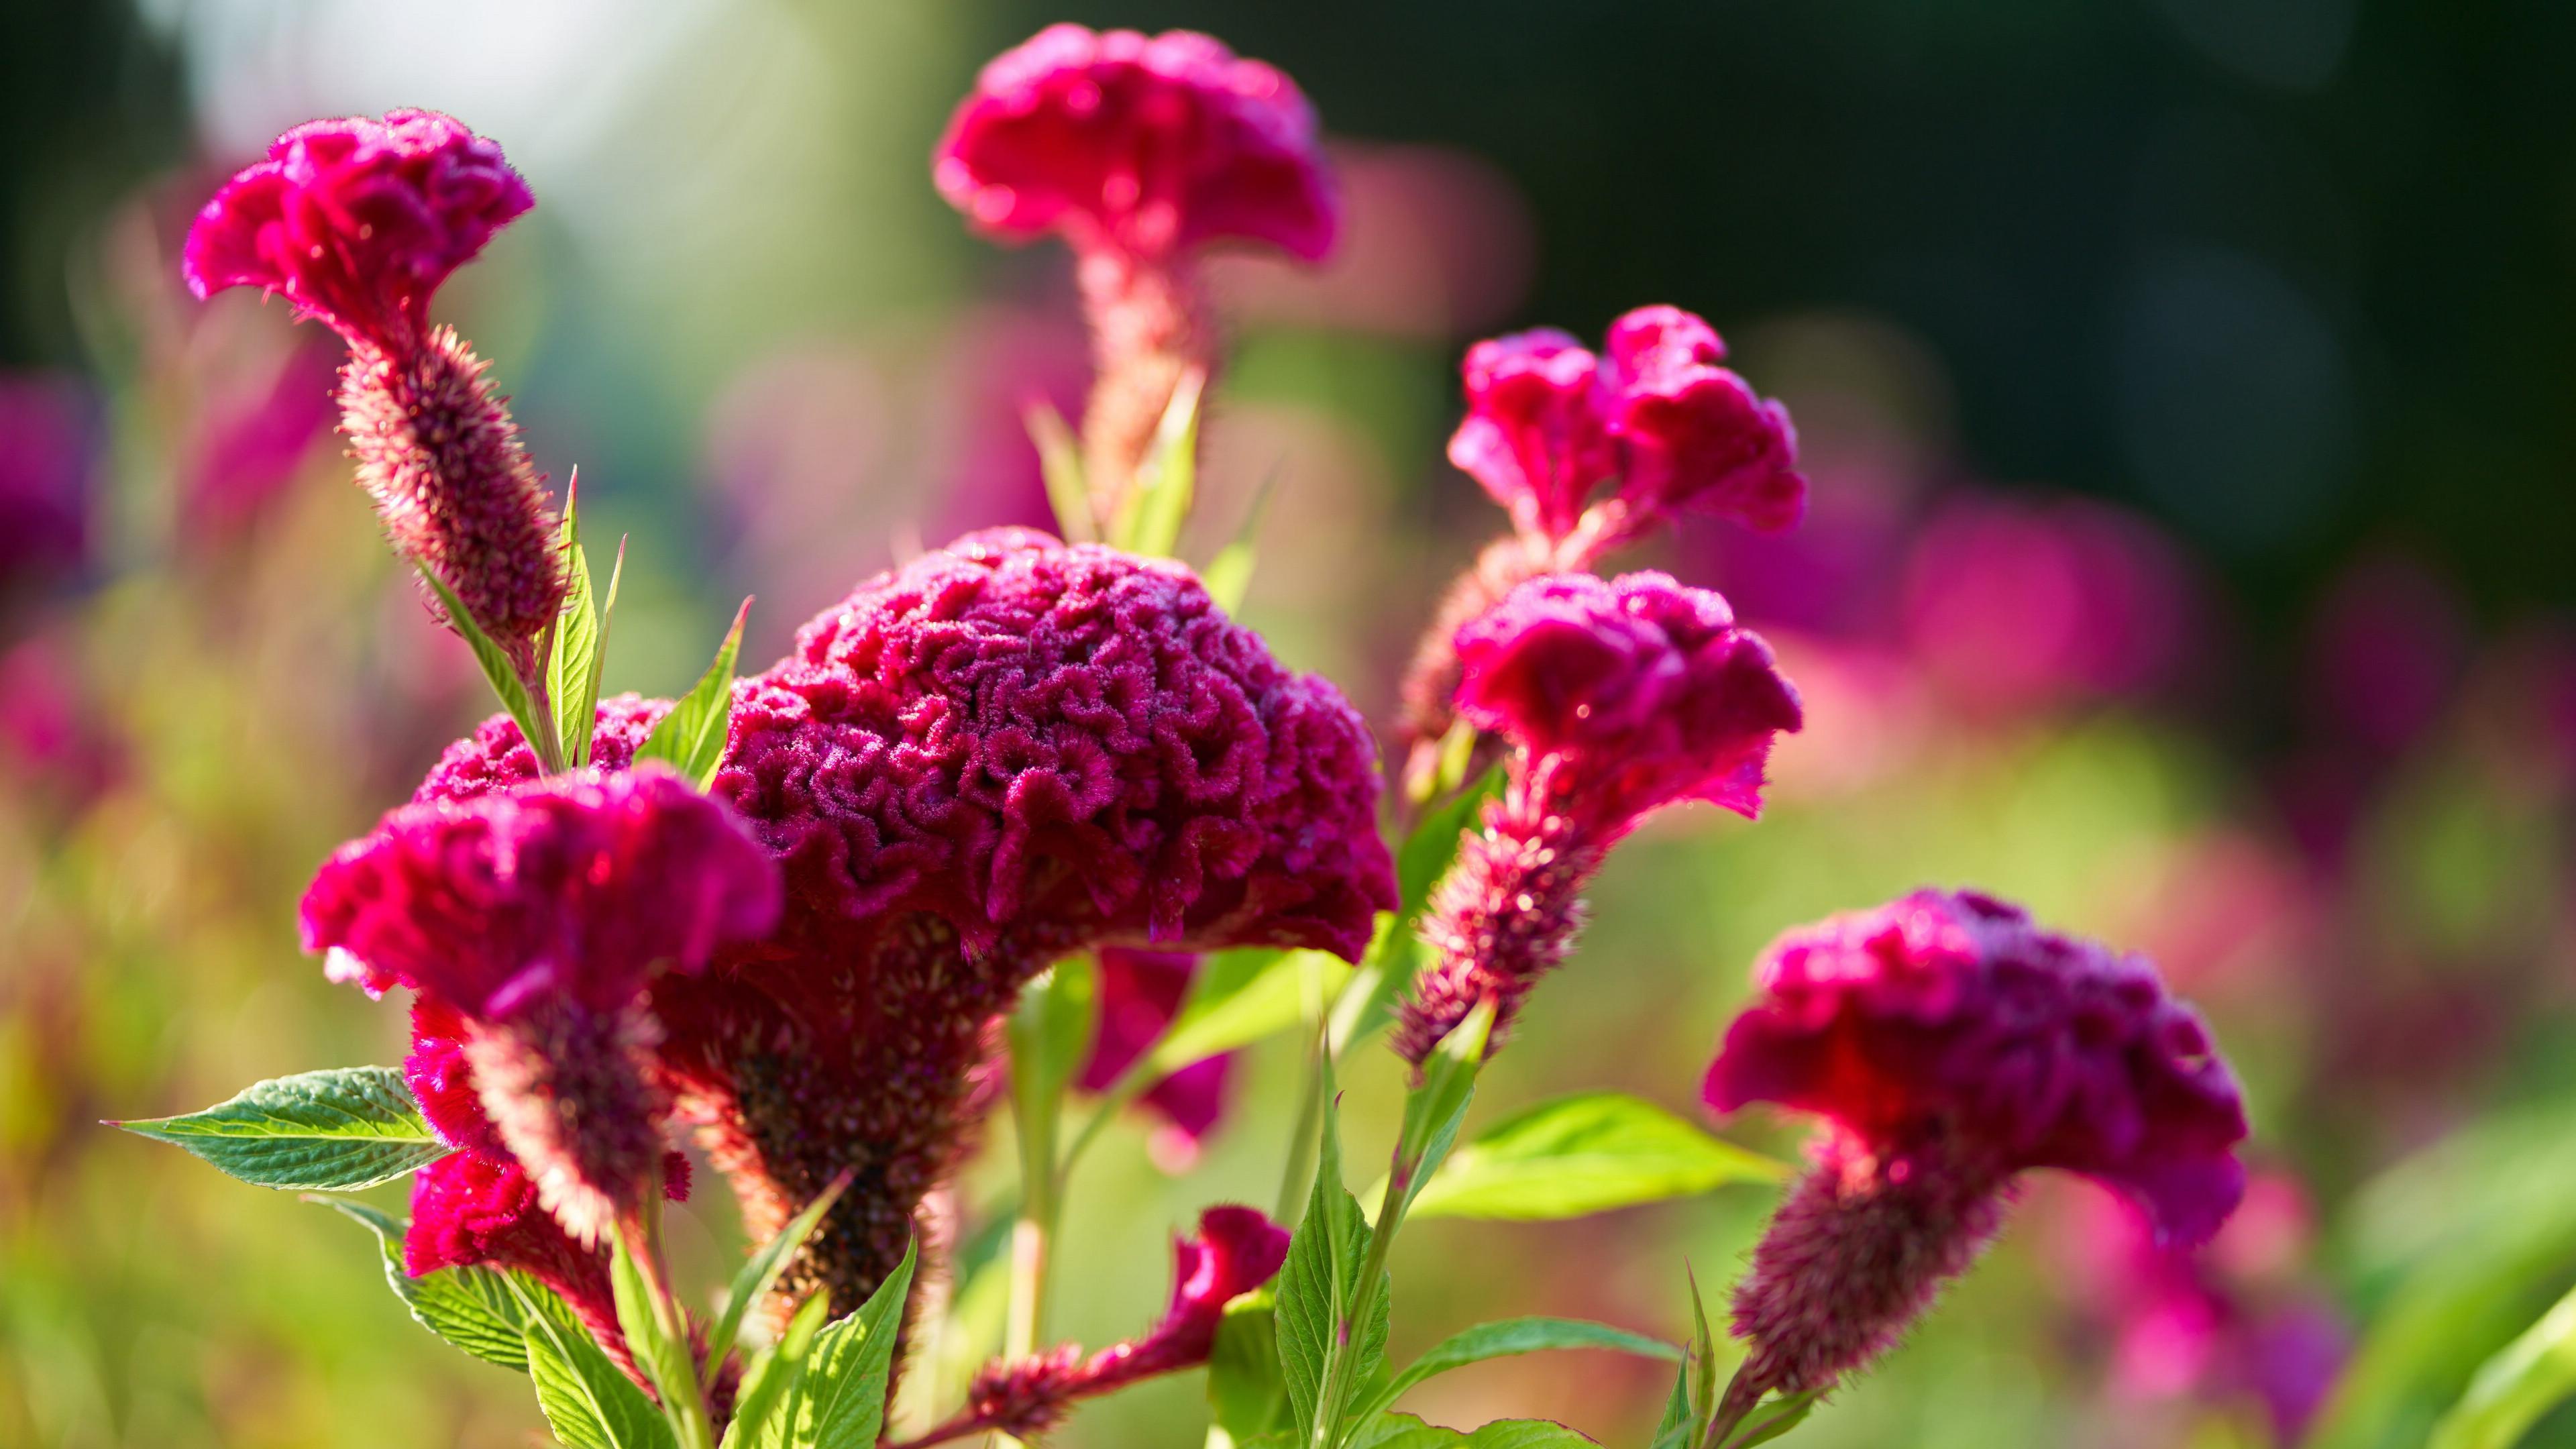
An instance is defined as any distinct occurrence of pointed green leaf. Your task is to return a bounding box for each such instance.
[708,1173,849,1381]
[610,1234,708,1448]
[1201,468,1278,614]
[1391,1000,1490,1223]
[636,598,749,789]
[2432,1280,2576,1449]
[1147,948,1347,1079]
[1686,1269,1719,1448]
[510,1275,676,1449]
[1212,1289,1291,1444]
[1724,1391,1818,1448]
[419,563,563,772]
[1350,1318,1676,1428]
[773,1236,916,1449]
[1111,368,1203,557]
[321,1198,531,1371]
[1349,1416,1601,1448]
[1650,1356,1694,1449]
[116,1067,449,1191]
[1275,1062,1388,1446]
[1393,1092,1786,1222]
[1335,765,1506,1048]
[723,1289,829,1449]
[548,474,605,767]
[1025,402,1094,544]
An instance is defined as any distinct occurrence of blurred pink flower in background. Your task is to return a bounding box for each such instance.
[1074,949,1233,1171]
[0,373,95,618]
[2304,551,2469,757]
[923,305,1090,544]
[0,635,121,809]
[178,338,337,544]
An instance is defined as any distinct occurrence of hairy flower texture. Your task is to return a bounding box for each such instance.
[1395,572,1801,1062]
[913,1207,1290,1447]
[303,765,780,1242]
[934,24,1337,493]
[184,111,561,678]
[1403,306,1803,775]
[1077,949,1235,1168]
[415,533,1392,1328]
[1705,890,2249,1407]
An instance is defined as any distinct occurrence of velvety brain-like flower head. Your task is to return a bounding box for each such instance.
[721,527,1395,959]
[934,24,1336,264]
[1707,889,2248,1241]
[1454,570,1803,837]
[184,109,531,352]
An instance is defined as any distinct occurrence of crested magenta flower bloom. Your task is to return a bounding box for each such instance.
[184,111,562,680]
[1395,571,1801,1062]
[303,765,781,1243]
[1704,890,2249,1416]
[935,25,1337,499]
[1077,949,1236,1169]
[918,1206,1290,1445]
[414,531,1393,1325]
[1401,306,1803,786]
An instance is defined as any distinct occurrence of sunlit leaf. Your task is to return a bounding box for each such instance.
[707,1173,849,1380]
[1350,1317,1677,1427]
[511,1275,674,1449]
[116,1067,449,1191]
[320,1198,531,1372]
[419,563,562,772]
[1025,402,1094,544]
[1392,1091,1787,1222]
[769,1236,918,1449]
[721,1289,829,1449]
[636,597,748,789]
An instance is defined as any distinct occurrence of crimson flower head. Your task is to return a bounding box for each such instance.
[1454,570,1803,839]
[184,109,531,354]
[302,765,780,1243]
[1705,890,2247,1411]
[934,24,1336,265]
[1446,305,1804,552]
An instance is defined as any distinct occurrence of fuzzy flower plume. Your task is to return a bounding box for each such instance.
[416,533,1393,1326]
[921,1207,1290,1446]
[1395,572,1801,1062]
[184,111,561,679]
[1705,890,2249,1413]
[935,25,1336,495]
[302,765,781,1243]
[1403,306,1803,784]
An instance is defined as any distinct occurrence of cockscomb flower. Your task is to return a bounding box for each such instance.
[1402,305,1803,786]
[1703,890,2249,1419]
[1077,949,1236,1169]
[302,765,781,1243]
[911,1206,1291,1446]
[184,111,562,681]
[413,531,1393,1326]
[935,25,1337,496]
[1395,571,1801,1062]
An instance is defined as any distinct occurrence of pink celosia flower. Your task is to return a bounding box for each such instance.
[303,765,780,1242]
[1448,330,1618,544]
[411,531,1393,1327]
[184,111,562,680]
[1703,890,2249,1413]
[1396,572,1801,1061]
[921,1206,1291,1445]
[934,25,1338,498]
[1077,949,1236,1169]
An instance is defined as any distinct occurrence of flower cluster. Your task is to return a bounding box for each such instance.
[185,111,562,680]
[1395,570,1803,1061]
[1704,890,2249,1414]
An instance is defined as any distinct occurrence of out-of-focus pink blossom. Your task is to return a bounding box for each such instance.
[1076,949,1234,1169]
[0,636,121,808]
[1899,491,2197,721]
[925,307,1090,545]
[0,374,93,612]
[180,340,338,542]
[2304,551,2469,756]
[1705,890,2247,1409]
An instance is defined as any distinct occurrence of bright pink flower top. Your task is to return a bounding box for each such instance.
[300,764,780,1018]
[183,109,532,352]
[933,24,1336,264]
[1453,570,1803,837]
[1706,890,2248,1244]
[1447,330,1618,543]
[721,528,1395,959]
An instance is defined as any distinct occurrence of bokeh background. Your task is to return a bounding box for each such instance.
[6,1,2576,1446]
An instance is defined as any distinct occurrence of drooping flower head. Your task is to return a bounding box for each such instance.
[1396,571,1801,1063]
[183,109,532,354]
[302,765,781,1242]
[184,111,561,681]
[1077,949,1235,1169]
[1705,890,2249,1410]
[934,25,1335,265]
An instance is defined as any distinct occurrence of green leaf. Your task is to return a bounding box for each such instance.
[1275,1061,1388,1447]
[1397,766,1505,912]
[1110,368,1203,557]
[510,1275,676,1449]
[1722,1391,1818,1448]
[707,1173,850,1381]
[547,476,600,767]
[1686,1269,1719,1449]
[1201,468,1278,614]
[419,561,562,773]
[1334,765,1505,1048]
[722,1287,829,1449]
[636,597,749,790]
[1210,1289,1291,1445]
[773,1236,917,1449]
[1395,1092,1787,1222]
[1008,957,1099,1111]
[1025,402,1094,544]
[116,1067,451,1191]
[1391,1000,1491,1222]
[2431,1281,2576,1449]
[610,1234,708,1448]
[1150,948,1347,1079]
[1351,1318,1678,1428]
[1348,1415,1601,1448]
[320,1198,531,1371]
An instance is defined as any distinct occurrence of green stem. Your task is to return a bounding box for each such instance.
[625,1214,718,1449]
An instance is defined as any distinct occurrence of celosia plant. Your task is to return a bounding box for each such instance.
[119,25,2256,1449]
